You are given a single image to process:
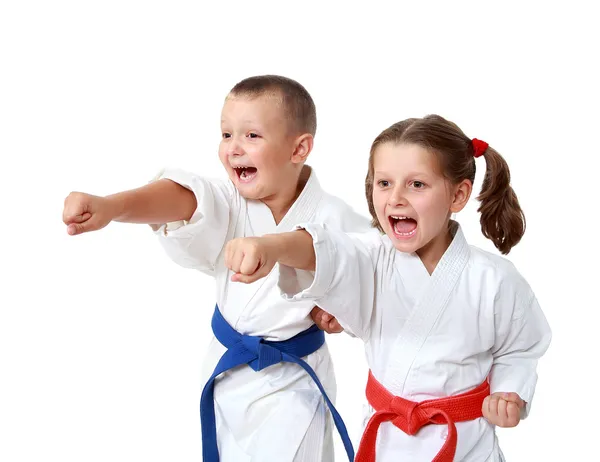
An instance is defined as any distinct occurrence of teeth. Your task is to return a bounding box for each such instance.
[390,216,410,220]
[238,167,257,181]
[396,229,417,236]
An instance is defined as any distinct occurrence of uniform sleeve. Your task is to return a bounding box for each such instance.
[150,168,235,275]
[489,278,552,418]
[279,224,380,340]
[338,208,373,234]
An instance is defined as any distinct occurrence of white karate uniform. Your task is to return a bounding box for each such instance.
[279,221,552,462]
[151,166,371,462]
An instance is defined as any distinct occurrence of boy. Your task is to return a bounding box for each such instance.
[63,75,370,461]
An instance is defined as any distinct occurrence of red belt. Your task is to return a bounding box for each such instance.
[356,371,490,462]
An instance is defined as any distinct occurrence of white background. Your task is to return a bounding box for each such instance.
[1,1,598,461]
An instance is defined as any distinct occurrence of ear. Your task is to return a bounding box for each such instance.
[450,179,472,213]
[291,133,314,164]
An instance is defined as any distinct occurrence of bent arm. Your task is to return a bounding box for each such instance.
[491,290,552,418]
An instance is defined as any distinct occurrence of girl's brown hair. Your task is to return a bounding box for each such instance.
[365,115,525,254]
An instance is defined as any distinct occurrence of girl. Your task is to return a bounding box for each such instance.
[224,115,552,461]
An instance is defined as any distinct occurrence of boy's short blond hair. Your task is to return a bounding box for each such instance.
[229,75,317,137]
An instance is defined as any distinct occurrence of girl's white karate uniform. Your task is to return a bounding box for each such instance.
[279,221,552,462]
[151,167,371,462]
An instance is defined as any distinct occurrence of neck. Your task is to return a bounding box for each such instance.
[262,165,310,224]
[416,220,453,275]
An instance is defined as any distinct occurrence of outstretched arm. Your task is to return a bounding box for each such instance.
[63,179,197,235]
[228,224,381,340]
[225,230,315,283]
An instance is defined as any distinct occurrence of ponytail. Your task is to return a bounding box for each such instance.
[477,147,525,254]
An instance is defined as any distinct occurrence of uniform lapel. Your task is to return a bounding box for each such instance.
[276,166,323,233]
[383,222,470,394]
[226,166,323,330]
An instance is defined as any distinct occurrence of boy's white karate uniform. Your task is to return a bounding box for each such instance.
[152,166,371,462]
[280,221,552,462]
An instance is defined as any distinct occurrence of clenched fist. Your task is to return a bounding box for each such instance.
[225,237,279,284]
[225,231,315,284]
[311,307,344,334]
[482,392,525,428]
[63,192,117,236]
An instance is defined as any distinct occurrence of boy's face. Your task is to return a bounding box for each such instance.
[219,94,298,201]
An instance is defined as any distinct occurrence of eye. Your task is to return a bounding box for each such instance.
[377,180,390,188]
[247,132,259,139]
[411,180,425,189]
[222,132,231,139]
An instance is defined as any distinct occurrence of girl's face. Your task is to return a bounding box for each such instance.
[372,142,470,256]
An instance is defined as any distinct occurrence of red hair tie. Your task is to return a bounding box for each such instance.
[471,138,488,158]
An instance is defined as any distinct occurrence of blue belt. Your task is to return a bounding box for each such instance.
[199,306,355,461]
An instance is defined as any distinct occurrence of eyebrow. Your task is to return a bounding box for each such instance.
[373,170,432,178]
[221,120,260,126]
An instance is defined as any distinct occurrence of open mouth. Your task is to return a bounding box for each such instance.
[388,215,418,238]
[233,166,258,183]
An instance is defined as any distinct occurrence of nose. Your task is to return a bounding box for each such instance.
[388,185,408,207]
[225,136,244,157]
